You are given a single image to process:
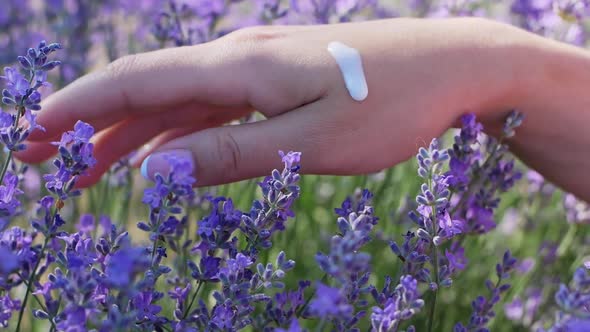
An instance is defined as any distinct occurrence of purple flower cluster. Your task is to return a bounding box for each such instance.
[44,121,96,200]
[370,275,423,332]
[511,0,590,45]
[383,112,525,331]
[132,150,301,331]
[449,112,523,235]
[148,0,391,47]
[0,117,98,331]
[390,139,459,291]
[1,41,61,151]
[547,266,590,331]
[290,0,382,24]
[454,250,517,332]
[310,189,377,330]
[563,193,590,224]
[242,150,301,254]
[504,287,543,327]
[1,144,304,331]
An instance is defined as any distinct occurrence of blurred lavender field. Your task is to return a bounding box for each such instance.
[0,1,589,331]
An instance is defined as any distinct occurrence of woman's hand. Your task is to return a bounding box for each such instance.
[15,18,590,201]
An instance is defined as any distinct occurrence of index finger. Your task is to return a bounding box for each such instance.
[29,40,252,142]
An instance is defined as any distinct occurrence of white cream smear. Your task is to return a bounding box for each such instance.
[327,41,368,102]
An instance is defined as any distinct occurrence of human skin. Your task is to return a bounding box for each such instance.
[14,17,590,201]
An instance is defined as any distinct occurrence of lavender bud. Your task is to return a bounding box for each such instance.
[33,309,49,319]
[416,228,431,241]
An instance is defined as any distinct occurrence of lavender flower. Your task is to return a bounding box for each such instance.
[0,226,37,282]
[413,139,457,245]
[316,196,376,283]
[504,288,542,327]
[454,250,517,332]
[139,151,195,283]
[371,275,424,332]
[0,172,23,218]
[44,120,97,200]
[275,318,304,332]
[563,194,590,224]
[447,113,482,190]
[104,246,151,288]
[261,281,310,329]
[550,266,590,330]
[1,41,61,152]
[311,190,377,330]
[0,294,20,328]
[290,0,377,24]
[450,112,523,234]
[242,151,301,254]
[309,282,353,319]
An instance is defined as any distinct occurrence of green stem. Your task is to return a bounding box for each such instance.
[17,274,48,311]
[15,235,50,332]
[16,203,60,332]
[450,138,503,216]
[0,106,24,185]
[150,198,170,266]
[182,281,204,319]
[5,67,38,187]
[118,171,134,224]
[315,319,327,332]
[426,165,440,332]
[296,273,329,317]
[427,248,439,332]
[97,171,112,217]
[557,223,578,257]
[17,274,57,331]
[0,150,13,186]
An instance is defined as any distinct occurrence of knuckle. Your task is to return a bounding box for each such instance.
[105,54,140,79]
[213,129,242,176]
[222,26,285,65]
[220,26,303,112]
[225,25,285,44]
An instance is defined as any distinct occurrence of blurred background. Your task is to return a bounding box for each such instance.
[2,0,590,331]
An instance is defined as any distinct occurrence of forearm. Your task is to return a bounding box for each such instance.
[477,25,590,201]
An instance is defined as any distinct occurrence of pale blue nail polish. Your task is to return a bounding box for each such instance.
[140,155,151,179]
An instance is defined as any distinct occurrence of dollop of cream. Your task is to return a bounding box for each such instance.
[327,41,368,102]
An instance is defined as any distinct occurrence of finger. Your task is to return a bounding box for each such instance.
[129,127,205,168]
[139,98,378,187]
[73,106,249,188]
[28,41,251,142]
[15,141,58,164]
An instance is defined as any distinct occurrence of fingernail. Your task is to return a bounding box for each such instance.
[140,149,194,180]
[129,143,152,166]
[140,155,152,179]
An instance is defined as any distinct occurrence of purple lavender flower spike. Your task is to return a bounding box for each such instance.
[44,120,96,200]
[564,193,590,224]
[454,250,517,331]
[104,246,150,289]
[1,41,61,152]
[0,294,21,328]
[552,267,590,327]
[242,150,301,254]
[0,172,23,218]
[309,282,353,319]
[449,111,523,235]
[371,275,424,332]
[275,318,304,332]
